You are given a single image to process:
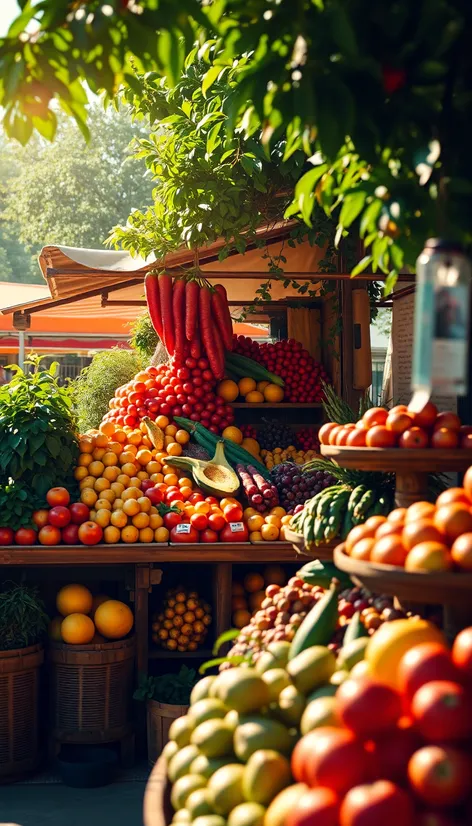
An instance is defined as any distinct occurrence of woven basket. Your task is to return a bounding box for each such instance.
[147,700,189,766]
[0,643,44,780]
[49,636,135,744]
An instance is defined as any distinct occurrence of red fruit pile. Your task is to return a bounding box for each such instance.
[157,491,249,544]
[241,424,258,440]
[0,487,96,547]
[103,360,235,434]
[233,336,329,402]
[296,427,320,451]
[288,627,472,826]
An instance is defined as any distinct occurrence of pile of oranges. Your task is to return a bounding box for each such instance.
[344,468,472,572]
[74,418,192,544]
[49,584,134,645]
[244,506,292,542]
[151,587,212,652]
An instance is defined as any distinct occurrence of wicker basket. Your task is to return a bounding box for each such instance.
[144,755,172,826]
[49,637,135,745]
[0,643,44,780]
[147,700,189,766]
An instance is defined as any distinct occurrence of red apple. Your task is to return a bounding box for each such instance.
[69,502,90,525]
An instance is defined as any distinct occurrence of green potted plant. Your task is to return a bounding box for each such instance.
[0,581,49,780]
[134,666,198,765]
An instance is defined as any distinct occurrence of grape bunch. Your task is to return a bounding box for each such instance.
[296,427,320,452]
[241,424,258,440]
[271,462,336,513]
[258,418,295,451]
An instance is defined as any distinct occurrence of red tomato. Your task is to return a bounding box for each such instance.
[62,523,80,545]
[78,521,103,546]
[370,723,420,784]
[408,745,471,807]
[0,527,14,545]
[287,788,339,826]
[141,479,155,493]
[69,502,90,525]
[38,525,62,545]
[200,528,219,543]
[411,401,438,429]
[32,509,50,528]
[292,727,371,795]
[411,680,472,742]
[452,626,472,682]
[48,506,71,528]
[15,527,37,545]
[208,512,226,532]
[398,642,458,702]
[163,511,182,530]
[170,524,199,543]
[188,492,205,505]
[223,503,243,522]
[220,522,249,542]
[166,490,184,503]
[190,513,208,531]
[434,412,461,431]
[146,486,164,505]
[46,487,70,507]
[336,677,402,738]
[398,427,429,449]
[339,780,414,826]
[431,427,459,449]
[365,426,396,448]
[205,496,219,505]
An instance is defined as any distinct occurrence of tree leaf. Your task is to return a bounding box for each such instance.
[202,65,222,98]
[351,255,373,276]
[339,191,366,228]
[212,629,240,655]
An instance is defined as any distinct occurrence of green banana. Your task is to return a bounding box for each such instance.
[347,485,367,516]
[353,489,376,524]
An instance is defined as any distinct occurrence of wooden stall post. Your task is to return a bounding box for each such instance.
[212,563,233,646]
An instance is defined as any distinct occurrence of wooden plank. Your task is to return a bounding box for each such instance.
[231,403,322,409]
[135,564,150,675]
[213,563,233,642]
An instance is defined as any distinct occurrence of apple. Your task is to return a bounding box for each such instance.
[69,502,90,525]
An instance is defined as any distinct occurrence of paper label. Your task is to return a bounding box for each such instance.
[175,523,191,534]
[229,522,244,533]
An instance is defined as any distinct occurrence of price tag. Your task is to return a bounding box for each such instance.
[175,523,192,534]
[229,522,244,533]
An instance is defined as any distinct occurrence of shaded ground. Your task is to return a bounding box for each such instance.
[0,781,146,826]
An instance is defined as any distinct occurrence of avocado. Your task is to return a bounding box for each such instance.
[255,642,291,674]
[166,441,240,498]
[189,698,228,727]
[190,755,232,780]
[186,788,215,819]
[275,684,306,726]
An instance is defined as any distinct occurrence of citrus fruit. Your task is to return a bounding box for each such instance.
[61,613,95,644]
[263,384,284,403]
[451,532,472,570]
[405,541,453,572]
[56,584,93,616]
[217,380,240,402]
[222,426,244,444]
[245,391,265,403]
[94,599,134,639]
[238,378,256,397]
[366,618,446,689]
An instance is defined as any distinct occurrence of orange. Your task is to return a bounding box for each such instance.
[103,451,119,467]
[387,507,407,526]
[57,584,93,616]
[270,506,287,518]
[94,508,111,528]
[103,526,121,544]
[151,473,164,484]
[247,514,265,532]
[217,379,239,402]
[122,486,140,501]
[95,433,109,448]
[98,489,115,504]
[451,533,472,570]
[121,525,139,544]
[139,527,154,543]
[402,518,445,550]
[179,486,192,500]
[146,461,162,475]
[89,460,105,478]
[244,573,265,593]
[61,613,95,645]
[78,453,93,468]
[94,600,134,639]
[164,473,179,487]
[371,535,408,566]
[121,463,138,478]
[103,466,120,482]
[114,499,124,511]
[137,470,149,481]
[48,616,63,641]
[99,421,116,437]
[375,520,403,540]
[124,444,138,457]
[175,430,190,445]
[165,424,178,437]
[81,488,98,508]
[434,503,472,542]
[364,515,386,532]
[366,618,446,689]
[79,437,95,454]
[405,501,436,522]
[123,499,140,517]
[265,514,281,528]
[119,450,136,465]
[127,431,143,446]
[245,390,265,403]
[137,496,151,513]
[132,512,150,529]
[263,384,284,403]
[243,507,257,519]
[222,426,244,445]
[74,466,88,481]
[117,474,131,488]
[405,541,453,572]
[111,510,128,528]
[150,513,163,530]
[114,430,127,444]
[108,441,123,456]
[129,477,143,489]
[238,377,256,396]
[350,538,375,560]
[136,449,153,466]
[155,527,169,542]
[92,447,107,461]
[167,442,183,456]
[94,477,111,492]
[156,415,170,429]
[436,487,470,507]
[345,523,376,553]
[95,498,112,511]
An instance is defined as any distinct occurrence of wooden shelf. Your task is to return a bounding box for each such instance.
[0,542,301,566]
[320,445,471,473]
[232,403,322,408]
[149,648,213,659]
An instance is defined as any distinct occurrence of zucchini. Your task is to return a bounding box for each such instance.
[174,417,271,479]
[289,580,340,660]
[225,352,284,387]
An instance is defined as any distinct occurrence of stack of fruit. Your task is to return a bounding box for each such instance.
[151,587,212,652]
[290,482,393,551]
[166,496,249,544]
[343,471,472,572]
[232,335,330,402]
[261,446,318,470]
[243,507,292,543]
[218,376,284,405]
[49,584,134,645]
[220,425,263,462]
[296,427,320,452]
[289,620,472,826]
[231,567,286,629]
[0,487,96,547]
[320,402,472,449]
[271,463,336,514]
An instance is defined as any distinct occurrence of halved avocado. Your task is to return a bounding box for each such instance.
[166,441,240,498]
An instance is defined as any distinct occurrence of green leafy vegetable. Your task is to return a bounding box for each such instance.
[72,348,140,433]
[0,582,49,651]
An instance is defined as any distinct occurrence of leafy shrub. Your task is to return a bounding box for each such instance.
[73,348,140,432]
[129,311,159,363]
[134,665,197,705]
[0,582,49,650]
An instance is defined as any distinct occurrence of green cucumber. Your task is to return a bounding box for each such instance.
[225,352,284,386]
[289,580,340,660]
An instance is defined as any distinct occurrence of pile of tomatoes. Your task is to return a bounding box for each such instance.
[289,626,472,826]
[320,402,472,449]
[344,472,472,573]
[148,485,249,543]
[0,487,102,547]
[102,359,235,434]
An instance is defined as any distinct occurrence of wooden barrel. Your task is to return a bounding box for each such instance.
[49,636,135,744]
[147,700,188,766]
[0,644,44,780]
[144,755,172,826]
